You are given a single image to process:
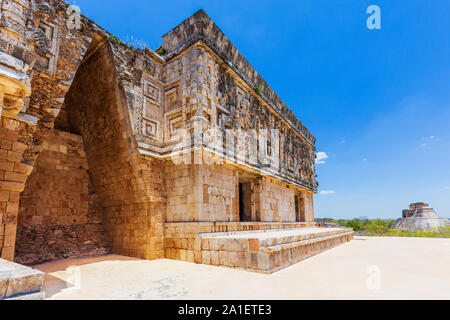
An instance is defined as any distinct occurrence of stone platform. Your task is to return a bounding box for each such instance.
[165,223,353,274]
[0,259,45,300]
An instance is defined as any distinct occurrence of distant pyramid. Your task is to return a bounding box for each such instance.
[392,202,449,231]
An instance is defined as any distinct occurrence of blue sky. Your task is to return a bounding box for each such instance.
[69,0,450,219]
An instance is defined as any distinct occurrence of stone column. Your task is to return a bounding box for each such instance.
[0,51,33,261]
[0,0,42,261]
[303,192,315,223]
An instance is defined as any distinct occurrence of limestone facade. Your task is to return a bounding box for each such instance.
[0,1,350,272]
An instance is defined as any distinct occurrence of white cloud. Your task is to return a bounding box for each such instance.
[362,158,368,162]
[420,136,439,148]
[340,140,346,144]
[444,186,449,190]
[315,152,329,165]
[319,190,336,195]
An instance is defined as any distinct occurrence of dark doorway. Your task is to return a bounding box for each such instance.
[239,182,255,222]
[239,183,245,221]
[295,195,300,222]
[295,193,306,222]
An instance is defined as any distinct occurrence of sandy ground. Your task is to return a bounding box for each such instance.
[34,237,450,300]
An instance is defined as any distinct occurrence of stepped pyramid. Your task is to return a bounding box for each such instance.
[392,203,449,231]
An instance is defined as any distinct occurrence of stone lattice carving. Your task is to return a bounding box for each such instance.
[28,28,50,53]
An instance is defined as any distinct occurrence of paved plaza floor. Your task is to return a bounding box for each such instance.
[34,237,450,300]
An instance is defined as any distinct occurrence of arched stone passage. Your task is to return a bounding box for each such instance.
[63,37,140,257]
[14,34,166,263]
[55,36,165,260]
[13,35,112,265]
[0,1,105,261]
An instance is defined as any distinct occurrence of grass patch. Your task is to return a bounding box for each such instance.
[364,226,450,238]
[110,35,122,46]
[320,218,450,238]
[156,47,167,56]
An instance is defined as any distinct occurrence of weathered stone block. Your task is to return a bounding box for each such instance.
[187,250,194,263]
[228,252,238,267]
[201,238,209,250]
[201,251,211,265]
[0,191,9,201]
[257,253,271,271]
[0,276,7,299]
[218,239,228,251]
[236,239,249,252]
[236,252,249,268]
[209,251,218,266]
[249,252,259,270]
[194,238,201,251]
[248,239,260,252]
[219,251,228,266]
[194,251,202,264]
[209,238,219,251]
[178,249,185,261]
[0,259,45,299]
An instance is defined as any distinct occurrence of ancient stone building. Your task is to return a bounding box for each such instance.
[0,0,353,277]
[393,202,449,231]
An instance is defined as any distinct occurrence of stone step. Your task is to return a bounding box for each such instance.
[199,227,354,274]
[0,259,45,300]
[263,230,355,253]
[259,231,354,273]
[256,228,351,248]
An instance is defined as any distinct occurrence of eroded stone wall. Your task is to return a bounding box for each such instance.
[19,129,91,226]
[0,117,34,260]
[256,178,296,222]
[14,129,109,265]
[199,165,239,222]
[165,163,238,223]
[138,157,165,259]
[165,162,198,223]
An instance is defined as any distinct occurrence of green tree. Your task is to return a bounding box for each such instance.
[346,219,362,231]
